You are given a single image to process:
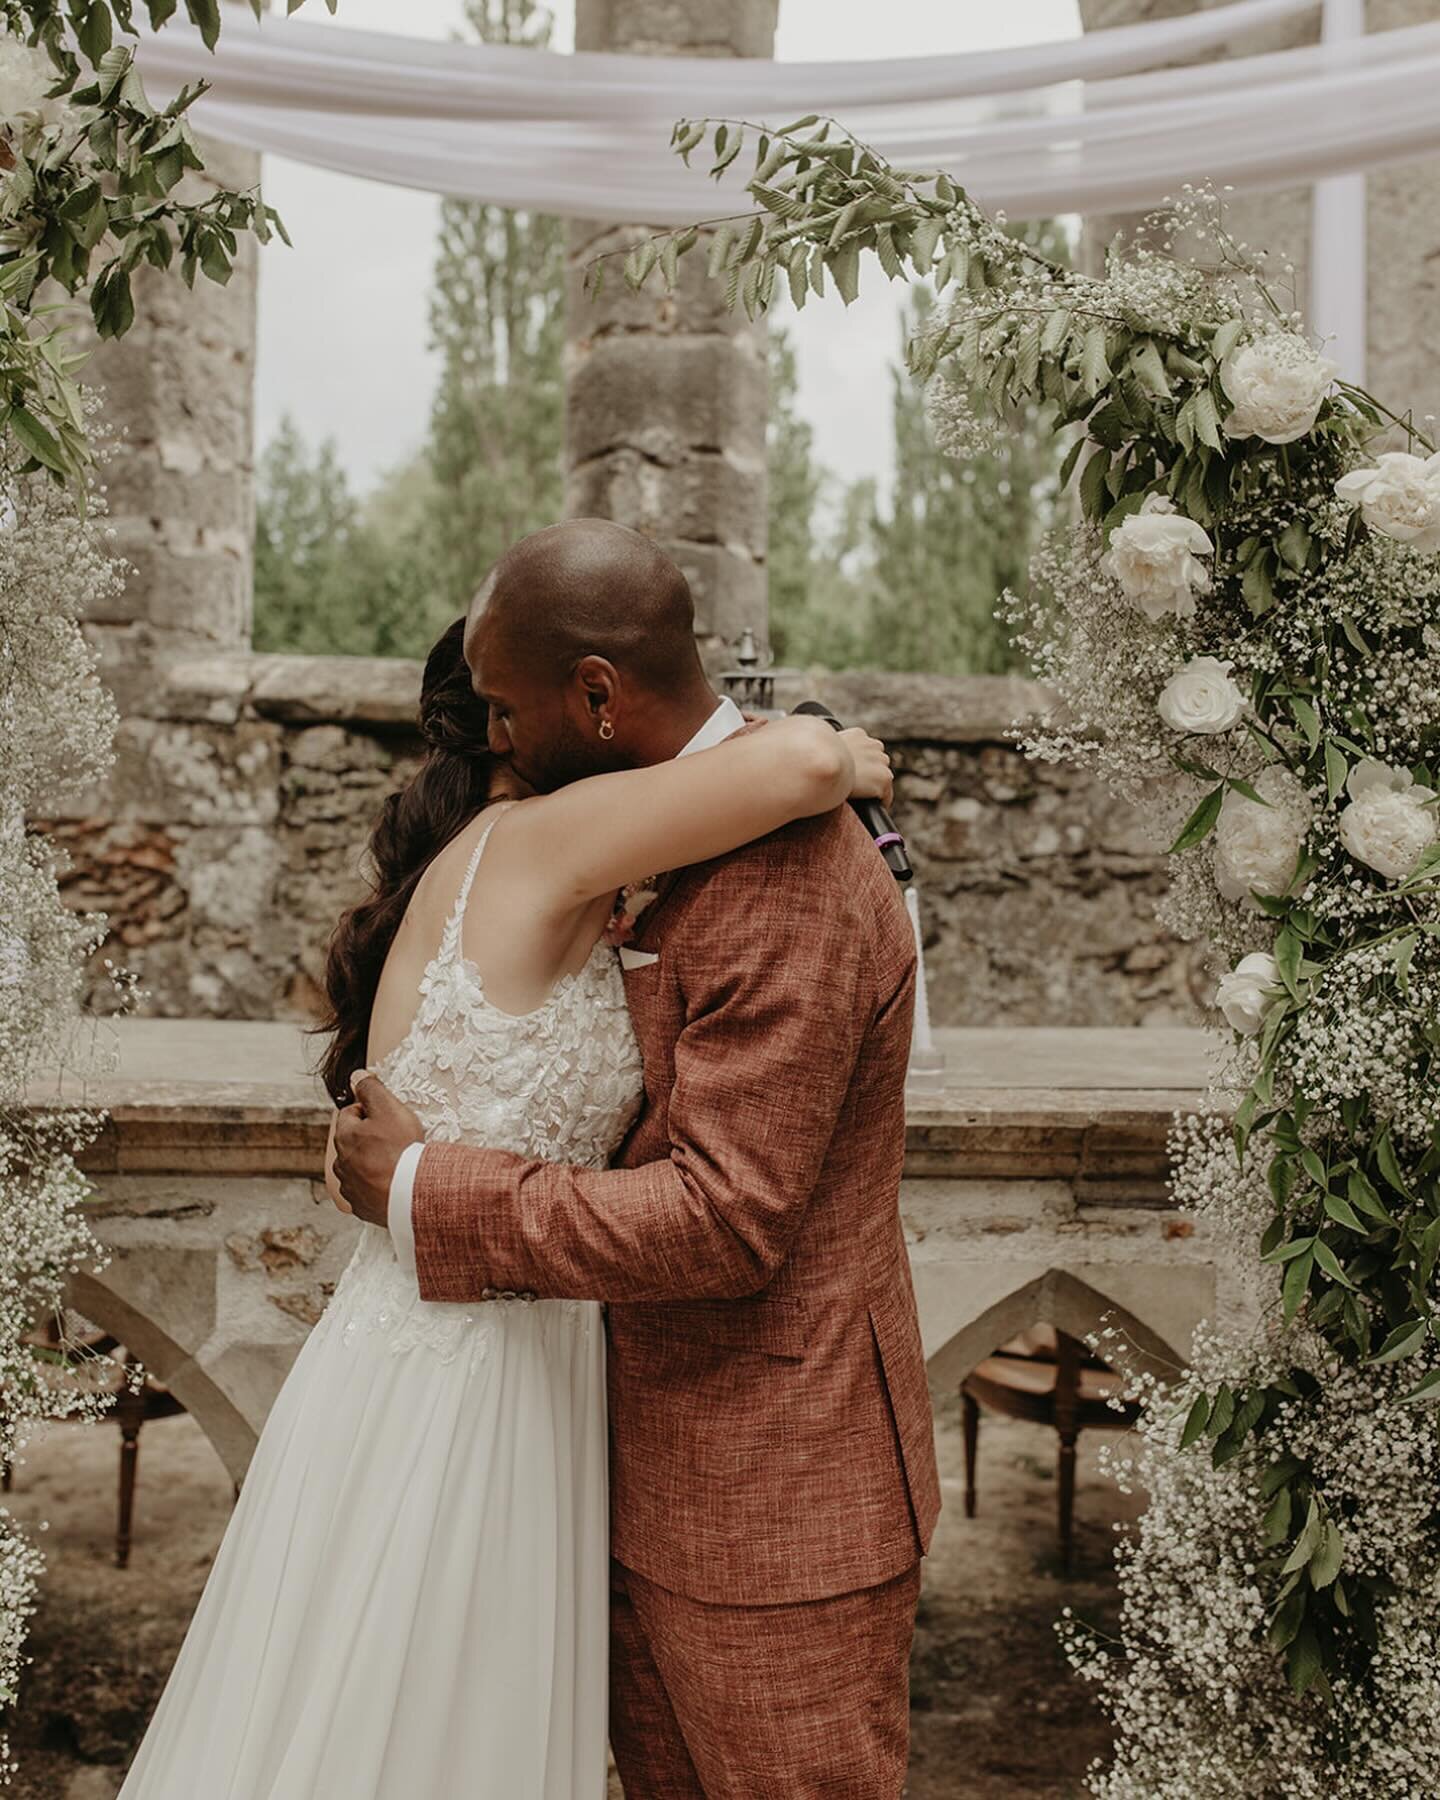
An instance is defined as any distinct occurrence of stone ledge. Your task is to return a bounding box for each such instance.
[138,653,425,731]
[35,1022,1217,1192]
[770,671,1057,743]
[245,655,422,730]
[126,653,1068,749]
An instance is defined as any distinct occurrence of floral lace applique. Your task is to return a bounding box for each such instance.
[322,814,644,1362]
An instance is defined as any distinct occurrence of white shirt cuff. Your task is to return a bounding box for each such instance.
[388,1141,425,1278]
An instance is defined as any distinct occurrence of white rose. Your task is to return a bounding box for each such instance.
[1215,951,1282,1036]
[1213,766,1311,905]
[1102,495,1214,621]
[1334,451,1440,554]
[1157,656,1245,736]
[1337,758,1438,880]
[1220,336,1337,446]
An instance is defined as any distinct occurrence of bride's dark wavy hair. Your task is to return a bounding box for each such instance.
[317,617,495,1104]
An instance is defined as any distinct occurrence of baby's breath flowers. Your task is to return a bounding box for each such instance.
[1061,1325,1440,1800]
[0,426,124,1778]
[647,129,1440,1791]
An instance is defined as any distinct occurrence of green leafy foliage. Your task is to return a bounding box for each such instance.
[0,0,332,482]
[250,418,438,660]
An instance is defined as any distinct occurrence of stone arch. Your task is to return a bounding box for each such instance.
[66,1268,254,1485]
[921,1266,1196,1393]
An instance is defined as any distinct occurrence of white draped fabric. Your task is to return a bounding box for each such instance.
[144,0,1316,123]
[130,0,1434,387]
[136,0,1440,226]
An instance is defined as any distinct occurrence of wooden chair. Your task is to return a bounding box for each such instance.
[961,1325,1140,1571]
[4,1314,188,1569]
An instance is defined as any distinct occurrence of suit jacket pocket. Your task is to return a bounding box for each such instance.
[627,1295,809,1362]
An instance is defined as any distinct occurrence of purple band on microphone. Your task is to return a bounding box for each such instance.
[874,832,904,851]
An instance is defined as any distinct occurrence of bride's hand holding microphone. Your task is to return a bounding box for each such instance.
[837,725,895,807]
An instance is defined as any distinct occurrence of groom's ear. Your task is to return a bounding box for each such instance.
[573,654,621,731]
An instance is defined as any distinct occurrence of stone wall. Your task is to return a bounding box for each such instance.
[45,658,1206,1029]
[566,0,779,665]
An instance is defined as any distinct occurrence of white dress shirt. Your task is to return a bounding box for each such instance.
[387,694,745,1277]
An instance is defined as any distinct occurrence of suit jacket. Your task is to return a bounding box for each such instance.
[411,803,942,1606]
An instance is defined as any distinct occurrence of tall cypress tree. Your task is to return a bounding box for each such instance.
[863,283,1053,676]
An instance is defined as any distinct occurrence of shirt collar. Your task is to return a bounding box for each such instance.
[676,695,746,758]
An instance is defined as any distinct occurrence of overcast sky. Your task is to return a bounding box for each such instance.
[253,0,1081,502]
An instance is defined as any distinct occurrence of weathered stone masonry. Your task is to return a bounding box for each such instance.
[45,656,1206,1029]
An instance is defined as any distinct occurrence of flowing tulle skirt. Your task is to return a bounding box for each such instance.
[117,1259,610,1800]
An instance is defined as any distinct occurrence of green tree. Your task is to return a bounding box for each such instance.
[421,0,566,617]
[862,283,1054,676]
[252,417,420,658]
[766,326,877,670]
[767,232,1068,678]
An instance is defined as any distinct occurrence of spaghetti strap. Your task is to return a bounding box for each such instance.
[438,804,516,964]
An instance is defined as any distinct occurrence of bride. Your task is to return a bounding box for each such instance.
[116,612,892,1800]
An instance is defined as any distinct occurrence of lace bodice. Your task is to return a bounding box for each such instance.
[326,811,644,1361]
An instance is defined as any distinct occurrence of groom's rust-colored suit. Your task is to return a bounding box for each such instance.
[410,803,941,1797]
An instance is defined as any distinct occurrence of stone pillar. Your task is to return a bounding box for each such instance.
[566,0,778,664]
[83,127,260,683]
[1078,0,1440,427]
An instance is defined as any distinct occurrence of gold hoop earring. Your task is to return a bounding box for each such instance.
[598,719,615,741]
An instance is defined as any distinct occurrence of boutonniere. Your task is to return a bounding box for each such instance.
[604,878,661,947]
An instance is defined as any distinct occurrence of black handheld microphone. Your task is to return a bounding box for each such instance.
[791,700,913,883]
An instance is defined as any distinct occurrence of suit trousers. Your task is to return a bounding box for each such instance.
[609,1559,922,1799]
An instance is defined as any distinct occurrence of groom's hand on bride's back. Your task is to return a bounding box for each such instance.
[332,1072,423,1227]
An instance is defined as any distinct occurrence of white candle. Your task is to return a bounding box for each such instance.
[906,885,936,1056]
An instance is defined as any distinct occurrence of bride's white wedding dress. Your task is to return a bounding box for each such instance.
[119,817,644,1800]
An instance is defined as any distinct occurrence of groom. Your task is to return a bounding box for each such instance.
[335,519,940,1797]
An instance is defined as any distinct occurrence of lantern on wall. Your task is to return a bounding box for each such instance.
[717,628,780,718]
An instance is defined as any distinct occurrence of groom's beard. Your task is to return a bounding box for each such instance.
[512,713,612,796]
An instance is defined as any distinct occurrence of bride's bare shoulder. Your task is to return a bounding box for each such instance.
[400,802,514,937]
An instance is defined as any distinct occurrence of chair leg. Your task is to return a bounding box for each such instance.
[116,1397,143,1571]
[962,1388,980,1519]
[1057,1429,1078,1573]
[1055,1332,1082,1573]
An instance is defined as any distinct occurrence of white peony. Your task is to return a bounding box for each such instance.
[1337,758,1438,881]
[0,42,62,133]
[1220,336,1337,446]
[1213,766,1311,906]
[1102,495,1213,621]
[1334,451,1440,554]
[1215,951,1283,1036]
[1157,656,1245,736]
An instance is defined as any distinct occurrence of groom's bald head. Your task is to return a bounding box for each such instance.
[470,518,702,691]
[464,518,716,792]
